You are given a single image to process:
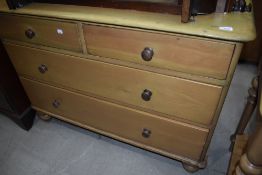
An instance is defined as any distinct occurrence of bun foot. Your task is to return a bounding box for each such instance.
[36,111,52,121]
[182,162,199,173]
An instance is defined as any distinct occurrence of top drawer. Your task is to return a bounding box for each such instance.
[83,25,235,79]
[0,15,82,52]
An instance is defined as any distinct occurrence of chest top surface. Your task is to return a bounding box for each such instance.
[0,0,256,42]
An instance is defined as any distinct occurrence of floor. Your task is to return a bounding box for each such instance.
[0,63,257,175]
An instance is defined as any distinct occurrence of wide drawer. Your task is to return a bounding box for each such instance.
[83,24,235,79]
[0,14,82,52]
[21,78,209,161]
[5,43,222,125]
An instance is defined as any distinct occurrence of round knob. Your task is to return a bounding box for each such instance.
[25,29,35,39]
[141,47,154,61]
[38,64,48,74]
[52,99,60,108]
[141,89,152,101]
[142,128,151,138]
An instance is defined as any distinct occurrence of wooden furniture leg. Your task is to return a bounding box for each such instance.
[234,122,262,175]
[182,158,207,173]
[232,58,262,175]
[36,111,52,121]
[182,162,199,173]
[230,77,258,151]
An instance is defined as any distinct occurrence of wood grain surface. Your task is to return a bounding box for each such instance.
[0,14,82,52]
[0,2,249,169]
[5,43,223,125]
[0,3,256,42]
[21,77,209,161]
[83,24,235,79]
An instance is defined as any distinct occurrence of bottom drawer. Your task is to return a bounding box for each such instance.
[21,78,208,161]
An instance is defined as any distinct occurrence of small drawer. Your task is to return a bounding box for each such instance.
[0,14,82,52]
[5,43,222,125]
[83,24,235,79]
[21,78,209,161]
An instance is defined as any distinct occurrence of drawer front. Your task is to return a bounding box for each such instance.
[0,15,82,52]
[5,43,222,125]
[83,25,235,79]
[21,78,208,160]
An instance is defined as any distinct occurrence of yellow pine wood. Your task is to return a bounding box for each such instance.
[5,43,222,125]
[83,24,235,79]
[20,77,209,161]
[0,2,256,42]
[3,39,228,86]
[0,14,82,52]
[0,4,251,167]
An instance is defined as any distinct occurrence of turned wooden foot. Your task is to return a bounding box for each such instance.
[182,162,199,173]
[36,111,52,121]
[234,154,262,175]
[233,123,262,175]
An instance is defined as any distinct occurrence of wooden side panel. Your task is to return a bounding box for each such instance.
[83,24,234,79]
[20,77,209,161]
[5,43,223,125]
[0,41,35,130]
[0,14,82,52]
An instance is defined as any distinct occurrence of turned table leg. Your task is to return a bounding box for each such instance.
[234,123,262,175]
[230,77,258,151]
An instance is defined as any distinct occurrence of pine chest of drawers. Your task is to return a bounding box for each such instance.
[0,3,255,172]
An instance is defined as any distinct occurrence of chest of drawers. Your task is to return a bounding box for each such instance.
[0,3,255,172]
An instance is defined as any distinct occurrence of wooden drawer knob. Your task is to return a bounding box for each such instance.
[141,47,154,61]
[142,128,151,138]
[52,99,60,108]
[141,89,152,101]
[25,29,35,39]
[38,64,48,74]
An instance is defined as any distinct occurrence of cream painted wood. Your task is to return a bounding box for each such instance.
[5,43,222,125]
[0,2,256,42]
[83,24,235,79]
[0,14,82,52]
[20,77,209,161]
